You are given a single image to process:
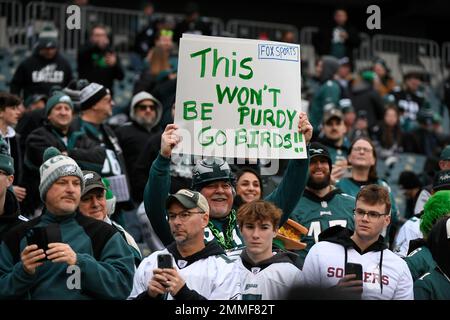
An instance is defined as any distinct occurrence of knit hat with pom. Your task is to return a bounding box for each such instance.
[39,147,84,201]
[420,190,450,238]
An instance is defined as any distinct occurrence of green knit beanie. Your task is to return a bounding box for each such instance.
[45,91,74,116]
[420,190,450,237]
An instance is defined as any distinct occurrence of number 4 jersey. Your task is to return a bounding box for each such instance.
[290,188,355,267]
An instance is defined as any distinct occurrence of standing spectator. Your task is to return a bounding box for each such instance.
[77,25,124,95]
[133,2,160,59]
[414,216,450,300]
[314,8,360,61]
[290,142,355,267]
[115,91,162,203]
[229,200,302,300]
[0,147,135,299]
[22,91,105,216]
[0,140,26,241]
[391,71,425,131]
[144,113,312,249]
[301,184,413,300]
[0,93,25,204]
[308,56,341,131]
[129,189,237,300]
[173,2,212,44]
[10,28,72,99]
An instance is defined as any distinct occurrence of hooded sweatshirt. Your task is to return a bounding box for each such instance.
[301,226,413,300]
[129,240,238,300]
[10,50,73,99]
[414,217,450,299]
[0,189,27,242]
[309,56,341,130]
[229,249,302,300]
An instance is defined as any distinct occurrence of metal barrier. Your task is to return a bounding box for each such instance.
[0,0,25,48]
[372,34,439,65]
[227,19,298,42]
[442,42,450,68]
[299,26,318,45]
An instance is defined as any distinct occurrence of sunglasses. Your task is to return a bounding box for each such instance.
[136,104,156,111]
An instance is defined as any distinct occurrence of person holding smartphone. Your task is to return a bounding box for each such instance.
[129,189,238,300]
[0,147,135,299]
[301,184,413,299]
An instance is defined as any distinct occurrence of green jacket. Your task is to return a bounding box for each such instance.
[405,246,436,281]
[290,188,355,267]
[144,153,309,250]
[0,210,135,300]
[414,268,450,300]
[309,80,341,131]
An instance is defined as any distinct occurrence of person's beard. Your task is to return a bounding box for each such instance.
[307,172,331,190]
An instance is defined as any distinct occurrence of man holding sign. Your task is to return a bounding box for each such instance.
[144,35,312,250]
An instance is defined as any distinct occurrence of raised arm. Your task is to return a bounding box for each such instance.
[264,112,312,226]
[143,124,181,245]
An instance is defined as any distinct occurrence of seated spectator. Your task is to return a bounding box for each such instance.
[0,93,25,204]
[22,91,105,216]
[0,147,135,299]
[414,216,450,300]
[370,104,404,160]
[79,170,142,266]
[404,189,450,281]
[372,57,396,97]
[128,189,237,300]
[115,92,163,203]
[0,140,27,242]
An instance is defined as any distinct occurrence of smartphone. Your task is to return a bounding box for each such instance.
[345,262,363,281]
[26,227,49,251]
[157,253,173,269]
[26,224,62,252]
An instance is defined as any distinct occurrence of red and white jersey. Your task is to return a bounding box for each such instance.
[302,241,413,300]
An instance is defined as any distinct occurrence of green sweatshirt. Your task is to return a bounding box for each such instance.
[414,268,450,300]
[290,188,355,267]
[144,153,309,250]
[405,246,436,281]
[309,80,341,131]
[0,210,135,300]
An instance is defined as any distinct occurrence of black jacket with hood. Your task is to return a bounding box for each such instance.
[0,189,27,242]
[10,50,73,99]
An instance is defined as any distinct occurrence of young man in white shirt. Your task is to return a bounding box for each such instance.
[302,184,413,300]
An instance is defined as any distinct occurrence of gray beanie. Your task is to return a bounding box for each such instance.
[39,147,84,201]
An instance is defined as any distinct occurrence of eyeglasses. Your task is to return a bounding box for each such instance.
[352,146,373,153]
[0,170,9,176]
[167,210,204,222]
[353,208,387,220]
[136,104,156,111]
